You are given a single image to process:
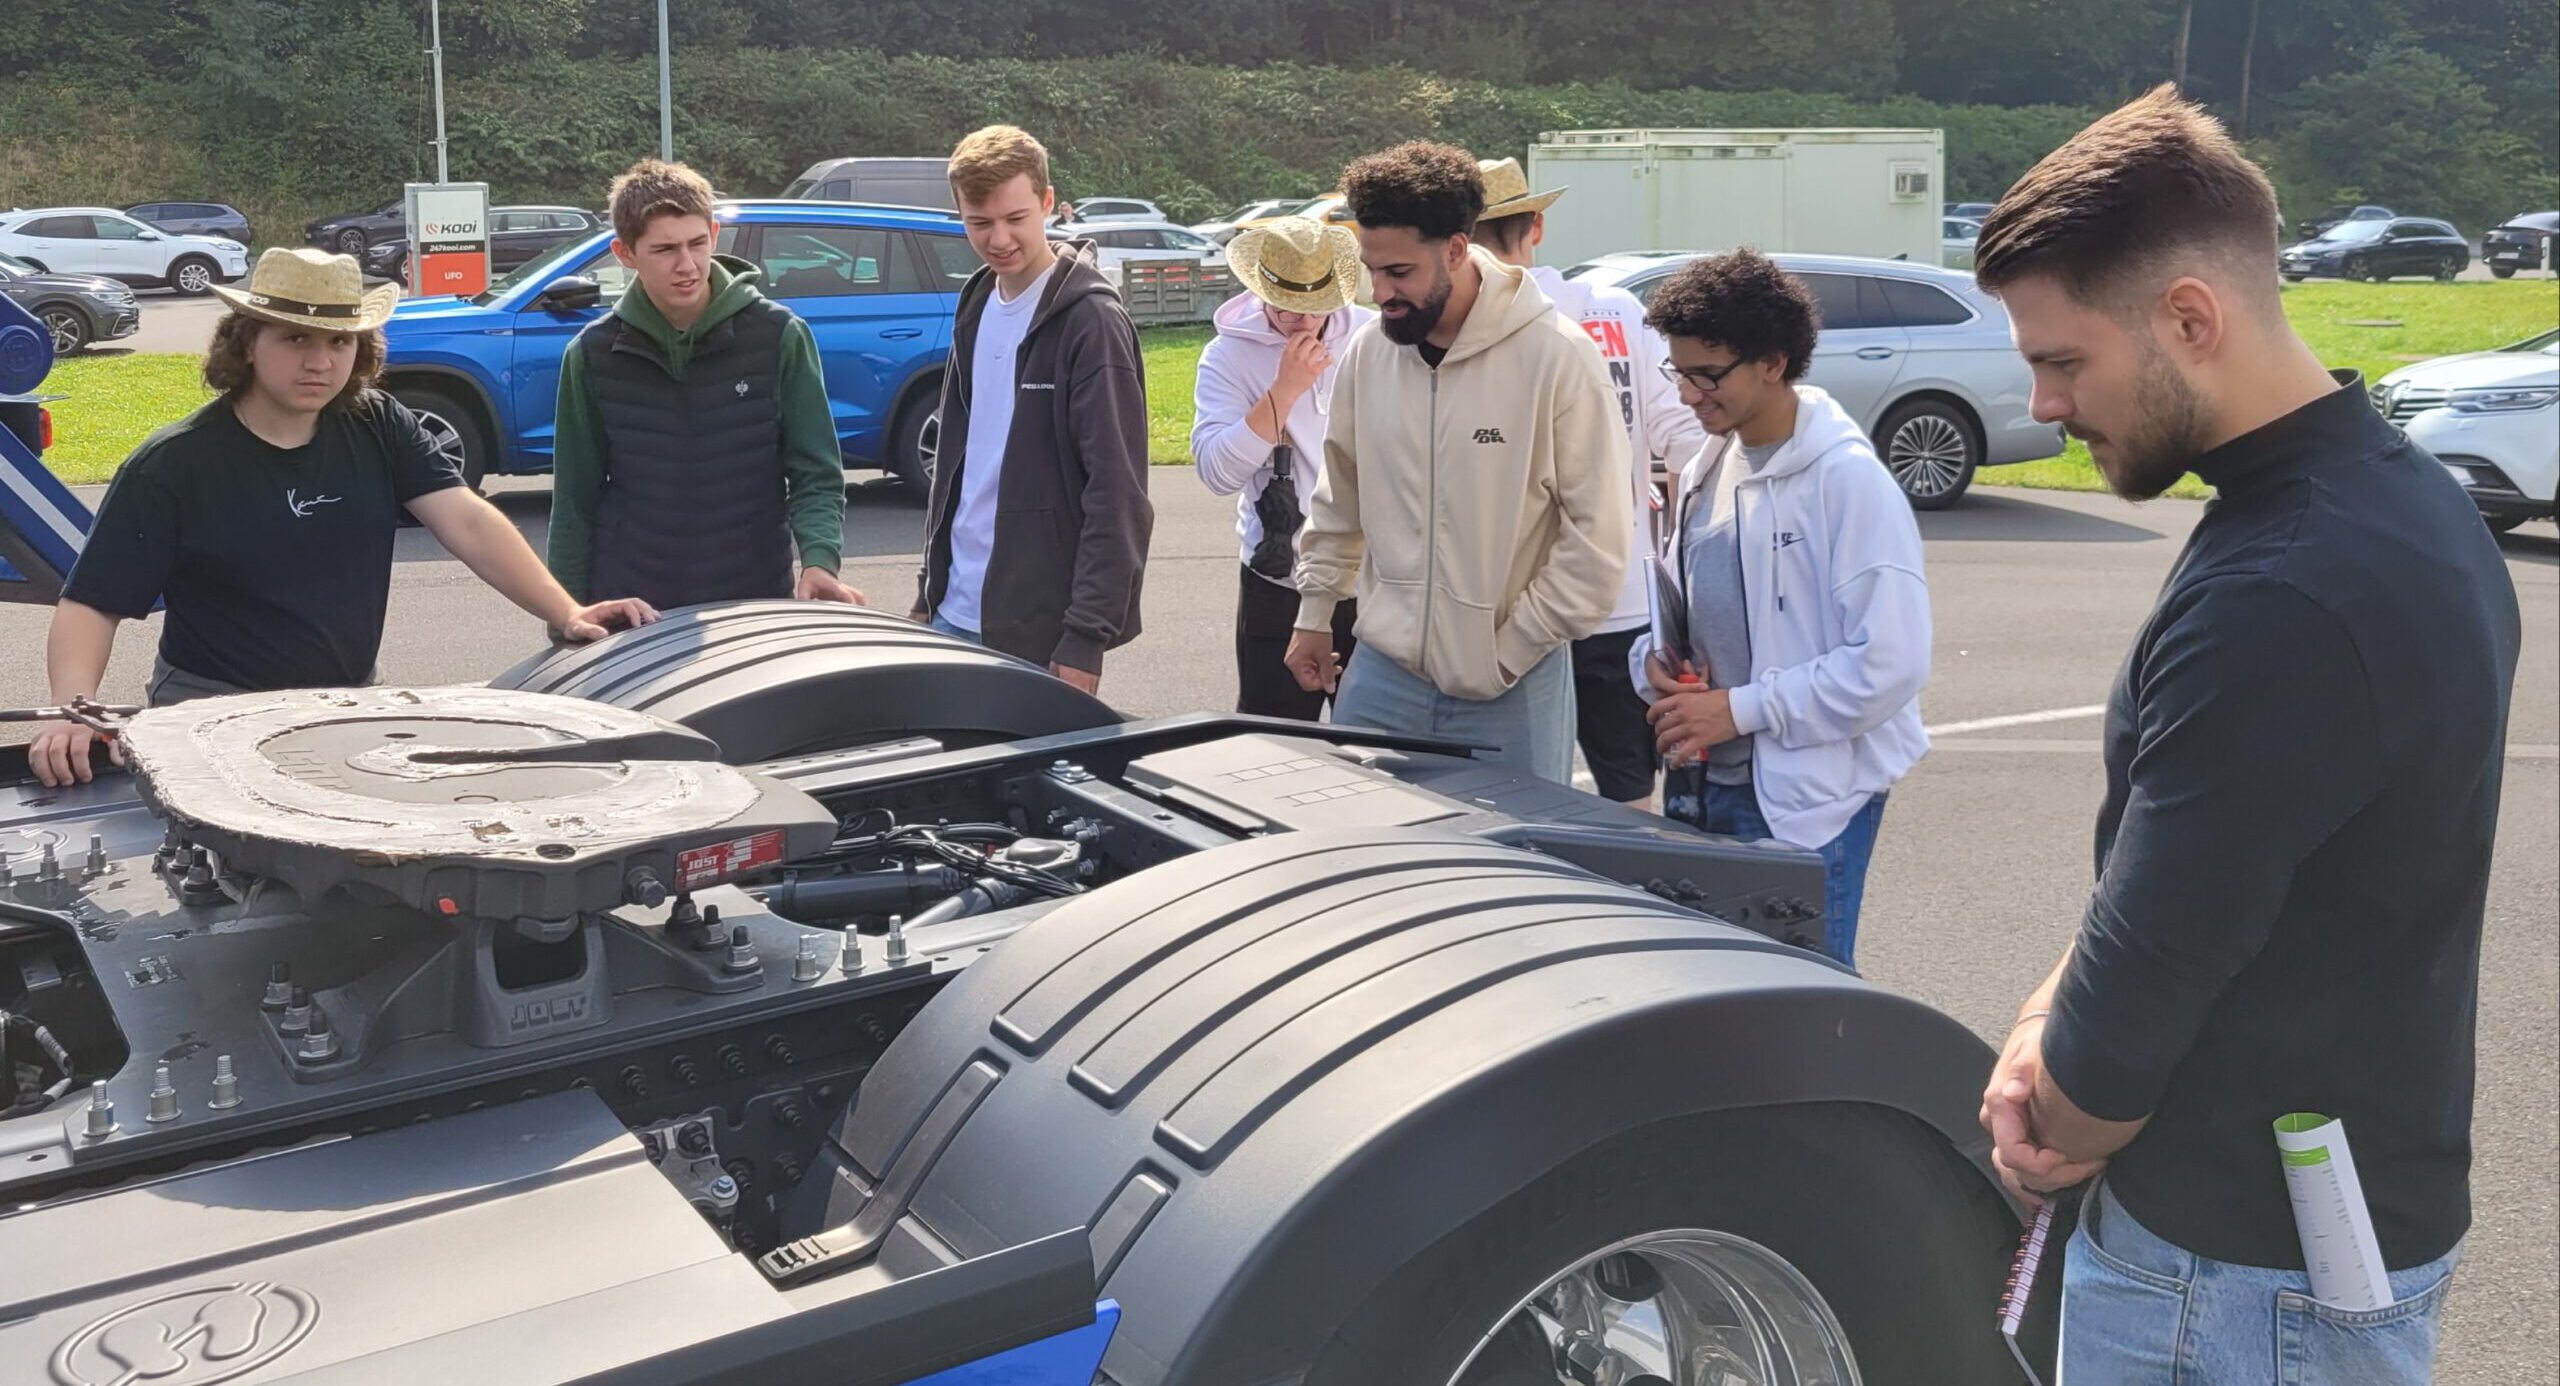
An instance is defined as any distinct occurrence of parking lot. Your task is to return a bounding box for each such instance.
[2,473,2552,1380]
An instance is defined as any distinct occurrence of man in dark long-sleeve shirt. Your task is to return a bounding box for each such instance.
[1972,88,2519,1383]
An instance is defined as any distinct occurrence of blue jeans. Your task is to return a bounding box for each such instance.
[2063,1181,2459,1385]
[1664,772,1885,967]
[929,612,980,642]
[1330,645,1578,785]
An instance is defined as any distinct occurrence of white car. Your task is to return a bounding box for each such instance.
[1943,217,1981,271]
[1079,220,1227,276]
[1564,251,2067,508]
[2376,329,2559,534]
[1071,197,1166,223]
[1194,198,1310,246]
[0,206,249,296]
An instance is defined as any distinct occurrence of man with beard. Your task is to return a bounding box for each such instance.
[1285,142,1630,785]
[1974,87,2517,1383]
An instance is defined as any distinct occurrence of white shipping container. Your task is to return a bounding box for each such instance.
[1525,128,1946,271]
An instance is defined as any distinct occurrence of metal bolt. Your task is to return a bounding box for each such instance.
[668,1053,701,1086]
[792,934,825,983]
[676,1123,714,1157]
[182,846,211,885]
[261,962,293,1011]
[208,1054,242,1110]
[724,924,758,975]
[147,1064,181,1123]
[83,1081,117,1138]
[885,914,910,966]
[624,866,668,909]
[297,1010,340,1063]
[0,850,13,885]
[707,1175,738,1200]
[85,834,106,875]
[279,985,313,1036]
[39,842,59,881]
[839,927,864,975]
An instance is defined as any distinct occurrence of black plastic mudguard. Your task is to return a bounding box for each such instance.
[794,828,2005,1386]
[490,601,1122,762]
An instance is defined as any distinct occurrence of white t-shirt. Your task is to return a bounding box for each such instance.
[941,263,1055,632]
[1530,266,1707,632]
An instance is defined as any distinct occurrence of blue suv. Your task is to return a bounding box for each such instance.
[381,200,972,495]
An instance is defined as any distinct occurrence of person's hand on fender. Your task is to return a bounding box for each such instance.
[560,597,659,643]
[796,567,867,605]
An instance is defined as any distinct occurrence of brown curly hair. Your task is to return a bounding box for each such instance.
[201,312,385,411]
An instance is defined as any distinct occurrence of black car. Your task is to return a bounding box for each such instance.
[2482,211,2558,278]
[2280,217,2469,282]
[0,250,138,354]
[125,201,254,248]
[306,200,405,255]
[359,206,603,289]
[2297,203,2394,239]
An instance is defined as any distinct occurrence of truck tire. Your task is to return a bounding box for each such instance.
[887,392,940,497]
[798,828,2017,1386]
[1876,397,1979,510]
[393,383,491,490]
[1312,1103,2021,1386]
[489,599,1119,762]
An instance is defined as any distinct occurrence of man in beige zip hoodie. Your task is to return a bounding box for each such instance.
[1284,142,1632,785]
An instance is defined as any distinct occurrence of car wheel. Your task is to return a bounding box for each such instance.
[168,256,218,296]
[2490,264,2518,280]
[1876,398,1979,510]
[336,228,368,256]
[887,393,940,497]
[2282,272,2308,283]
[395,384,490,490]
[2344,257,2371,282]
[2433,254,2460,282]
[1309,1104,2019,1386]
[38,306,90,355]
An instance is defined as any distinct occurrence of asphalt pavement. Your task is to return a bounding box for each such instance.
[2,476,2553,1379]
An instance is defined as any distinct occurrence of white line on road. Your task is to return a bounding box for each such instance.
[1924,705,2109,737]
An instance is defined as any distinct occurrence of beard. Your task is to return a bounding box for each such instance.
[1378,266,1453,346]
[2081,343,2210,501]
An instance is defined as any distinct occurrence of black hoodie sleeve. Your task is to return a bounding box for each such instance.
[1051,300,1154,674]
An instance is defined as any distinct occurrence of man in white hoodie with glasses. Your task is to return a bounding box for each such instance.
[1630,249,1931,967]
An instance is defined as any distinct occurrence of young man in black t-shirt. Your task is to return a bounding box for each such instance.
[1974,91,2516,1382]
[30,247,657,787]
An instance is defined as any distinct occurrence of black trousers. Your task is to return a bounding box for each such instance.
[1235,563,1359,721]
[1571,625,1660,802]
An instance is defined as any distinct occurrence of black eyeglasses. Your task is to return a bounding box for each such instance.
[1659,359,1746,392]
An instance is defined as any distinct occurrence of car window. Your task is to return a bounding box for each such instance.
[93,216,145,240]
[550,212,586,231]
[2419,221,2456,238]
[1798,272,1879,331]
[1878,278,1973,328]
[1164,229,1213,251]
[129,204,164,219]
[817,180,853,201]
[2325,221,2388,243]
[491,213,524,233]
[922,234,981,287]
[25,216,94,238]
[758,225,906,298]
[195,204,229,219]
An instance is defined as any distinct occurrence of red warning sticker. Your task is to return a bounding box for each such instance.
[676,830,786,889]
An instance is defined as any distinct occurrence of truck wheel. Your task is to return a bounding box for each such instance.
[1312,1104,2020,1386]
[489,600,1118,761]
[887,395,939,497]
[1877,398,1978,510]
[2490,264,2517,279]
[168,256,218,296]
[394,384,490,490]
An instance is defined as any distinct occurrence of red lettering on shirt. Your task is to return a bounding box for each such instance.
[1580,319,1629,360]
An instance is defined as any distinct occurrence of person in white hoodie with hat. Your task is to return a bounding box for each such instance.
[1190,216,1376,718]
[1472,157,1707,807]
[1630,249,1931,967]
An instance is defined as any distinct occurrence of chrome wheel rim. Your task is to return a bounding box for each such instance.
[414,408,469,478]
[1448,1229,1858,1386]
[917,410,940,485]
[175,262,211,293]
[41,309,83,353]
[338,230,365,254]
[1886,413,1969,498]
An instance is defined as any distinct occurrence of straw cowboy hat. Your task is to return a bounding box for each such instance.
[212,246,400,333]
[1225,215,1363,315]
[1477,156,1566,221]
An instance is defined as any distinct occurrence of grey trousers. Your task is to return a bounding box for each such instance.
[147,659,382,707]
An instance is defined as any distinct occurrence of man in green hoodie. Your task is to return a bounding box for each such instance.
[547,159,861,610]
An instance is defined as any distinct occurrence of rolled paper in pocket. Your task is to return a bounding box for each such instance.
[2274,1112,2395,1311]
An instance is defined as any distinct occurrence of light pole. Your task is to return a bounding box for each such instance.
[657,0,674,161]
[427,0,450,182]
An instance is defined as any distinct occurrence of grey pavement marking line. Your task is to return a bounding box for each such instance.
[1925,705,2109,737]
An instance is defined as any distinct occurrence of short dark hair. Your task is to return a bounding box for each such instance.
[1343,142,1484,241]
[1644,250,1819,383]
[1470,210,1536,254]
[1974,84,2280,306]
[202,312,384,410]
